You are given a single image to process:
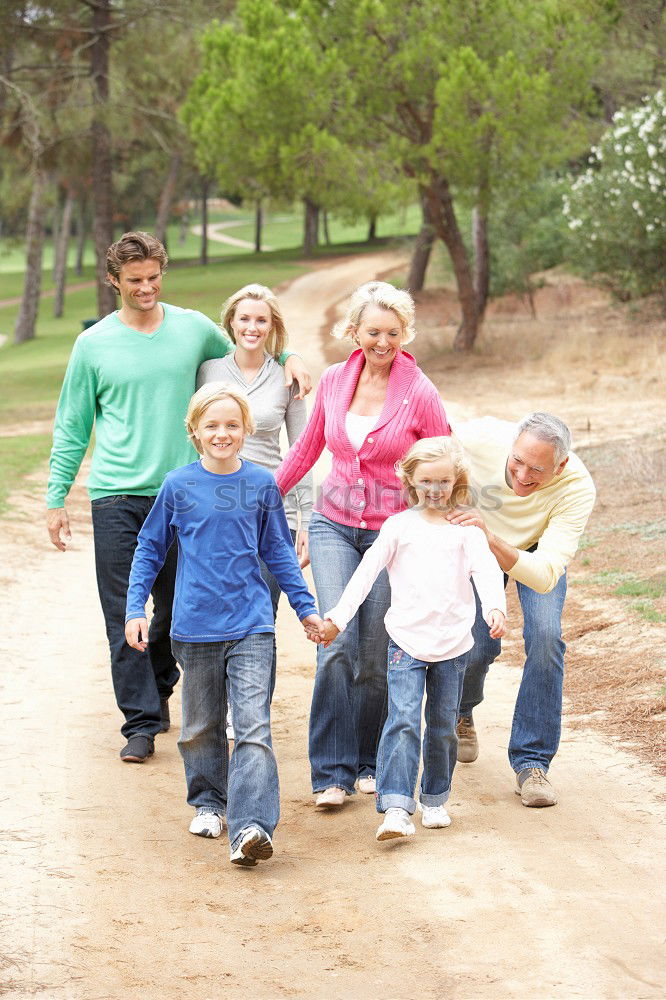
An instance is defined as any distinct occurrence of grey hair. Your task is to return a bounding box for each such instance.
[331,281,416,344]
[515,412,571,466]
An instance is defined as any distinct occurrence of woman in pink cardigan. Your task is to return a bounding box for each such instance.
[276,281,450,808]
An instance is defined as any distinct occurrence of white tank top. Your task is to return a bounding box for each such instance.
[345,412,378,452]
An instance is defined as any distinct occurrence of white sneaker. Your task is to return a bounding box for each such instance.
[357,776,376,794]
[189,809,224,838]
[417,802,451,828]
[315,786,346,808]
[376,807,415,841]
[230,826,273,867]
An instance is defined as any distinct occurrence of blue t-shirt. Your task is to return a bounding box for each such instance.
[126,460,317,641]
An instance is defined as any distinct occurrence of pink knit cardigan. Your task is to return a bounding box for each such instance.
[275,348,450,530]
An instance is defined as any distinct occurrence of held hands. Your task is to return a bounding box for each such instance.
[486,609,507,639]
[47,507,71,551]
[283,356,313,400]
[301,616,339,648]
[125,617,149,651]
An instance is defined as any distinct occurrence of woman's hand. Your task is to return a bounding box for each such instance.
[284,356,313,399]
[486,609,507,639]
[125,617,149,651]
[296,529,310,568]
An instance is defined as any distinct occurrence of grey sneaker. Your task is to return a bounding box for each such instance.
[516,768,557,807]
[230,827,273,867]
[456,716,479,763]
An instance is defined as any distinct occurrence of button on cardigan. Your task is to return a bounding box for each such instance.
[275,349,450,530]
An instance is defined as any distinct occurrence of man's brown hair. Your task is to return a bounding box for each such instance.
[106,231,169,285]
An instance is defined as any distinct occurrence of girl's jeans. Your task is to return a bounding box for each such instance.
[376,641,468,815]
[308,513,391,794]
[172,634,279,852]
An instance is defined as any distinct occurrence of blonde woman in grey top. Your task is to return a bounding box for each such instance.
[196,284,313,707]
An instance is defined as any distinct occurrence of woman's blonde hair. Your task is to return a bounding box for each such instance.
[185,383,256,454]
[220,283,287,359]
[331,280,416,344]
[396,436,472,508]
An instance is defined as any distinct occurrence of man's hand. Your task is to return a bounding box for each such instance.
[296,529,310,569]
[446,506,490,539]
[284,355,313,400]
[486,609,507,639]
[47,507,71,551]
[125,617,149,651]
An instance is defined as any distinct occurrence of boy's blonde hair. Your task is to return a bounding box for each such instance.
[396,436,472,508]
[331,280,417,344]
[185,383,256,454]
[221,283,287,360]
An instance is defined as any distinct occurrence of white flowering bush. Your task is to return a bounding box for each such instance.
[563,90,665,298]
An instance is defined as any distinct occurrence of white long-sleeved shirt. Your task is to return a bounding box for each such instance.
[326,508,506,662]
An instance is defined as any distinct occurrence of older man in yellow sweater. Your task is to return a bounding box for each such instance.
[448,412,596,807]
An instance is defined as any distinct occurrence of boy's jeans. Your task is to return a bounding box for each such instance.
[308,513,391,794]
[376,641,468,815]
[459,574,568,774]
[91,494,180,740]
[172,634,279,851]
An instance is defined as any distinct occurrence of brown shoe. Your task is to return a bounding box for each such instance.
[456,717,479,763]
[515,768,557,807]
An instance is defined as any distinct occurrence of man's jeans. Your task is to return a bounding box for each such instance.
[91,494,179,740]
[376,642,468,815]
[172,634,279,850]
[460,574,568,773]
[308,513,391,794]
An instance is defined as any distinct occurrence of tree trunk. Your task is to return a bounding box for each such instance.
[51,191,61,280]
[14,167,47,344]
[303,198,319,256]
[407,192,436,293]
[53,187,75,318]
[425,176,481,351]
[200,179,209,266]
[322,210,331,245]
[90,0,116,317]
[254,199,263,253]
[75,195,87,275]
[155,153,181,247]
[367,215,377,242]
[472,207,490,318]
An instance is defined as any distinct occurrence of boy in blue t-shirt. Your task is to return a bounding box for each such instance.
[126,384,323,867]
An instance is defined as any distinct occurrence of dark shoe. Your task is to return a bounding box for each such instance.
[456,716,479,763]
[159,697,170,733]
[120,734,155,763]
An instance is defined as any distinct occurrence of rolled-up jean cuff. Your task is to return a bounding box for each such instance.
[516,763,549,779]
[419,790,451,807]
[377,793,415,815]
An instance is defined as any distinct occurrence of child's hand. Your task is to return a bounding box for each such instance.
[318,619,340,648]
[126,617,149,651]
[301,613,325,644]
[486,609,506,639]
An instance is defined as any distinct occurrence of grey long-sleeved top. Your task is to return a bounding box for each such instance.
[196,352,313,530]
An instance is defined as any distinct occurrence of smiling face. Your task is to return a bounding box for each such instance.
[108,258,163,315]
[410,456,456,510]
[193,398,245,473]
[230,297,272,353]
[354,304,403,371]
[506,432,568,497]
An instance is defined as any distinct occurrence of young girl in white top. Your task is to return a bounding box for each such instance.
[316,436,507,841]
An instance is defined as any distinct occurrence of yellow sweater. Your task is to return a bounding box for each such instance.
[454,418,596,594]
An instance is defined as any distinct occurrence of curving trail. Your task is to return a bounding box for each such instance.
[0,252,664,999]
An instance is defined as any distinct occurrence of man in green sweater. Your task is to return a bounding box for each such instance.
[46,231,311,763]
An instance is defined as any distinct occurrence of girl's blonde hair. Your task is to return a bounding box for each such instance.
[185,383,256,454]
[396,436,472,508]
[331,280,416,344]
[221,283,287,359]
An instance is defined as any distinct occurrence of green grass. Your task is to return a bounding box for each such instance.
[0,433,53,514]
[616,578,666,600]
[631,601,666,624]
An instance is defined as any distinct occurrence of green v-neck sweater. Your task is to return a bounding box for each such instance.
[46,304,290,507]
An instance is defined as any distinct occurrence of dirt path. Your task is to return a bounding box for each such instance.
[190,220,274,251]
[1,253,665,999]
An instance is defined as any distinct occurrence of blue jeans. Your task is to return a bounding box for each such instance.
[172,634,279,850]
[91,494,180,740]
[376,642,467,814]
[460,575,568,773]
[307,513,391,794]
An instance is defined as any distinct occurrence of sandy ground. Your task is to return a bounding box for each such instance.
[1,252,665,999]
